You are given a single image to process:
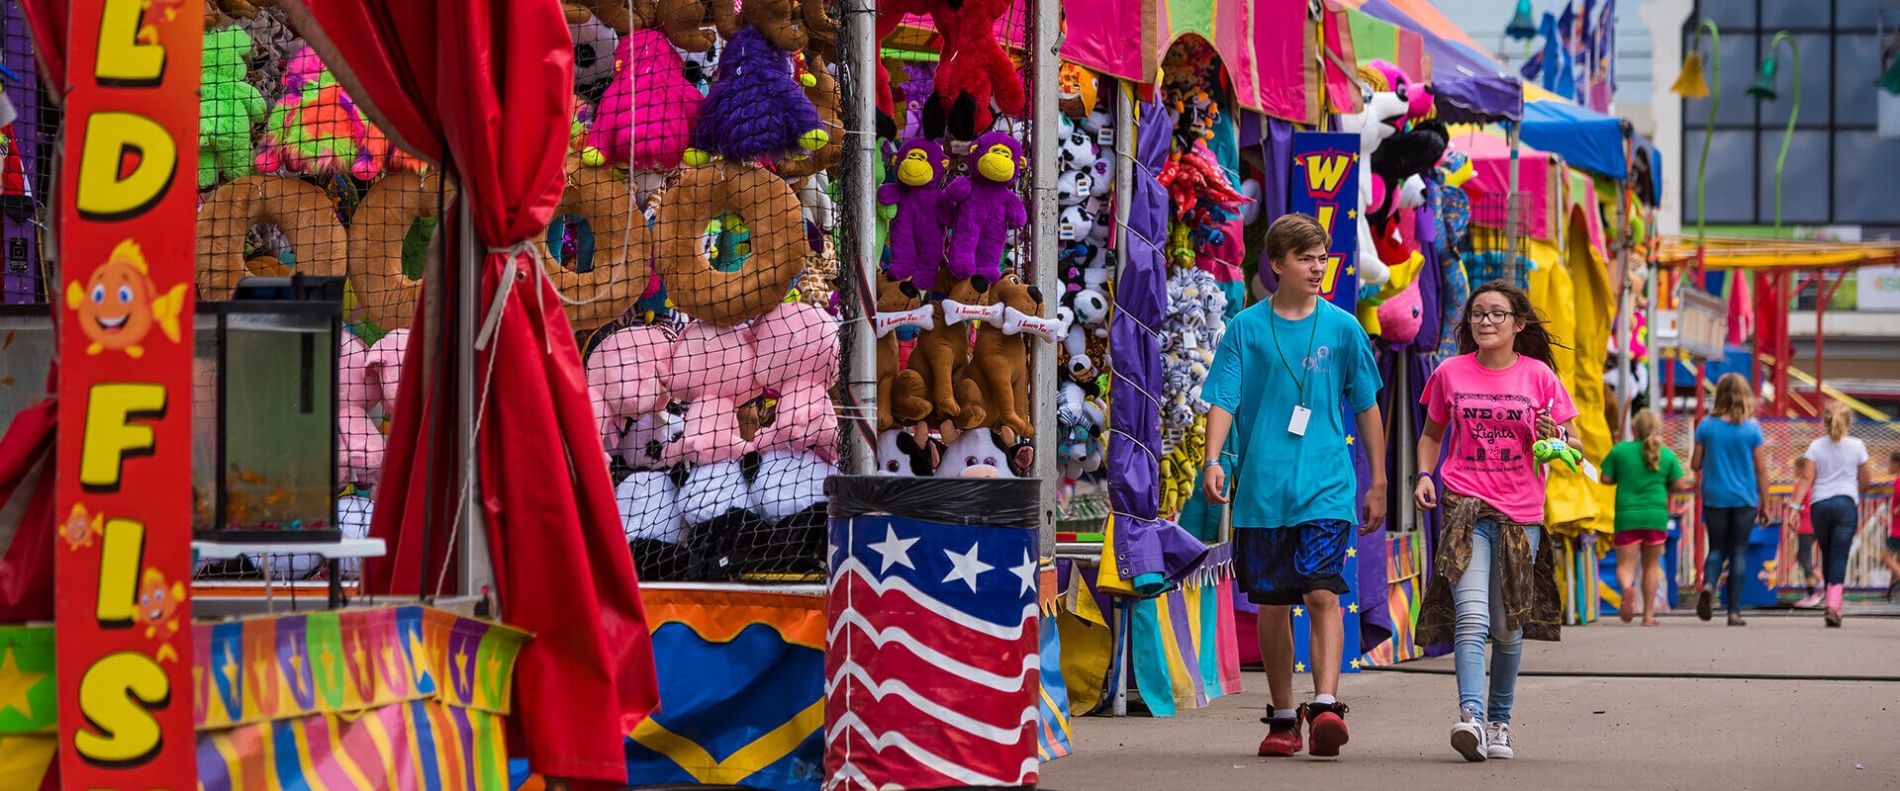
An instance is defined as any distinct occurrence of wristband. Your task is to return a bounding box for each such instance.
[1203,459,1223,470]
[1415,471,1435,483]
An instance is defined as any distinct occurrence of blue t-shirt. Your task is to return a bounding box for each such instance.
[1693,417,1764,507]
[1204,299,1382,529]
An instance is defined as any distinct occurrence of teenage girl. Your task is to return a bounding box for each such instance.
[1793,402,1872,627]
[1413,281,1580,763]
[1600,409,1694,626]
[1689,373,1769,626]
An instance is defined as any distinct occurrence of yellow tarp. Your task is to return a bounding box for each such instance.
[1525,227,1615,538]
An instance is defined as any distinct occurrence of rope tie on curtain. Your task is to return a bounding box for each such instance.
[475,239,552,354]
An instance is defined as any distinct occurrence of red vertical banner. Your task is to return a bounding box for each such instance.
[55,0,201,786]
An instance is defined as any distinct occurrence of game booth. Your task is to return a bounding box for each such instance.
[0,0,1676,789]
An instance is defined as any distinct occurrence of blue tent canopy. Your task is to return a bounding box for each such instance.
[1520,98,1627,180]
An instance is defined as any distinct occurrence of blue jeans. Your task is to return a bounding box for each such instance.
[1810,496,1859,586]
[1700,506,1755,612]
[1454,518,1541,724]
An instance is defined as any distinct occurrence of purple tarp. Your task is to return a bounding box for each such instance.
[1107,101,1208,590]
[3,9,40,304]
[1432,74,1523,125]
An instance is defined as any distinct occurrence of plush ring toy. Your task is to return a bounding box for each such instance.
[196,174,347,300]
[655,161,804,325]
[536,159,648,331]
[348,170,454,329]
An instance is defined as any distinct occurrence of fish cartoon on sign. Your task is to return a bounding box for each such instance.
[61,504,102,550]
[135,567,186,662]
[65,239,186,358]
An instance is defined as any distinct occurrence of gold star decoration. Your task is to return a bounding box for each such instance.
[1345,435,1356,446]
[1348,602,1360,613]
[1347,209,1358,220]
[1346,547,1358,558]
[1345,265,1356,276]
[1350,659,1364,670]
[1292,606,1305,617]
[0,646,47,719]
[1294,662,1307,673]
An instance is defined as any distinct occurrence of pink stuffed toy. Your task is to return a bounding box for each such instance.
[582,30,704,170]
[362,328,410,416]
[943,130,1028,282]
[752,302,840,460]
[337,334,386,486]
[665,320,756,465]
[586,324,677,460]
[878,138,950,286]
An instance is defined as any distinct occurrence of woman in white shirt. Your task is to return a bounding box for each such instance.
[1792,402,1872,627]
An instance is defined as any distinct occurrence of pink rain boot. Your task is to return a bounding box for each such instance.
[1824,584,1845,628]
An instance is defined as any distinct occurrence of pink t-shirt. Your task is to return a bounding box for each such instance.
[1422,353,1580,523]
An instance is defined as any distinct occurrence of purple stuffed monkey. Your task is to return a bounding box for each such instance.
[878,138,950,286]
[944,131,1028,282]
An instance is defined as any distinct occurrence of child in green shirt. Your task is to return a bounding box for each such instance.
[1600,409,1695,626]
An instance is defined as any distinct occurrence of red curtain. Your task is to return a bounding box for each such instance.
[284,1,658,784]
[17,0,66,101]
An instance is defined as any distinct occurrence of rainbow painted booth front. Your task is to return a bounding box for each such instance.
[193,606,528,791]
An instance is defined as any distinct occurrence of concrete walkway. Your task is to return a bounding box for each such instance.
[1039,611,1900,790]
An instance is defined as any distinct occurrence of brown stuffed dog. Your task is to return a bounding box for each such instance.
[961,270,1041,438]
[906,273,990,430]
[713,0,807,52]
[875,273,932,430]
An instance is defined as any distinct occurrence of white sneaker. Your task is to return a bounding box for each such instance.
[1486,722,1515,759]
[1451,707,1488,762]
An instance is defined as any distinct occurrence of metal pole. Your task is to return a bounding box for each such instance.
[1113,81,1134,284]
[1030,0,1061,554]
[1395,357,1415,532]
[456,198,494,606]
[1503,120,1522,283]
[842,0,878,475]
[1616,185,1635,438]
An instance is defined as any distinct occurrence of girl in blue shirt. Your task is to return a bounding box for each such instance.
[1689,373,1769,626]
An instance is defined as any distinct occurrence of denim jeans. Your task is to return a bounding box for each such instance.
[1453,517,1541,725]
[1810,495,1859,586]
[1700,506,1755,613]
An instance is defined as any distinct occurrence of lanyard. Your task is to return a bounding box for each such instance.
[1268,306,1321,407]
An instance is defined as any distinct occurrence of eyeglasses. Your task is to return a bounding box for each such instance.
[1468,310,1517,325]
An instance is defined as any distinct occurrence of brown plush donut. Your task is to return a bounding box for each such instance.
[196,175,348,300]
[348,170,454,330]
[654,161,805,325]
[534,160,648,331]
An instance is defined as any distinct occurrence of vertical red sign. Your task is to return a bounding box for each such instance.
[56,0,201,785]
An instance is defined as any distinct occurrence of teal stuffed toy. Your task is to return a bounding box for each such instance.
[199,28,265,188]
[1533,438,1583,473]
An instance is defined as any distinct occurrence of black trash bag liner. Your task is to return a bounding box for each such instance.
[827,476,1039,528]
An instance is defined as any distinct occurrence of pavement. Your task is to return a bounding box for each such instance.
[1038,609,1900,791]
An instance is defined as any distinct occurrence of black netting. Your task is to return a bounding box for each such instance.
[872,0,1049,489]
[583,0,849,583]
[0,2,56,437]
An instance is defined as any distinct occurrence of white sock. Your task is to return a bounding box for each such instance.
[1272,707,1298,721]
[1314,694,1338,705]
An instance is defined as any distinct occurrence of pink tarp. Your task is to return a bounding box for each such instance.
[1059,0,1331,124]
[1451,128,1610,258]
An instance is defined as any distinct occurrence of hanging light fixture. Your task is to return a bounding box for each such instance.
[1746,53,1782,100]
[1671,48,1710,98]
[1505,0,1537,41]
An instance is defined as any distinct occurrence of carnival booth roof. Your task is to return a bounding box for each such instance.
[1058,0,1355,125]
[1334,0,1511,81]
[1520,84,1627,180]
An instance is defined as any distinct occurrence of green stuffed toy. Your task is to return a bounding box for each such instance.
[1533,437,1583,473]
[199,28,265,188]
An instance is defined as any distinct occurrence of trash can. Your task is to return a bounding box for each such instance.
[825,475,1041,790]
[1738,523,1781,609]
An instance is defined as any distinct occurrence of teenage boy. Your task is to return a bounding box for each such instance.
[1203,213,1387,758]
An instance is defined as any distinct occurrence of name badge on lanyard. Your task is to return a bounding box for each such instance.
[1289,404,1313,437]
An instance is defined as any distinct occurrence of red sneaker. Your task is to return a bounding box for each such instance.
[1256,714,1303,757]
[1305,702,1351,757]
